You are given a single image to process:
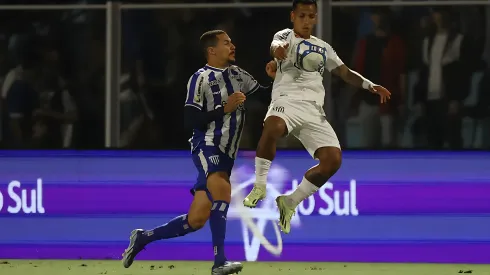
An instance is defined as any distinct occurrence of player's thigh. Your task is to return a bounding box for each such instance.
[193,147,234,202]
[188,190,213,229]
[207,171,232,202]
[191,149,213,198]
[294,116,341,159]
[264,99,302,136]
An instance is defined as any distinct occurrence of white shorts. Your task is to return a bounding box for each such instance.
[265,98,341,158]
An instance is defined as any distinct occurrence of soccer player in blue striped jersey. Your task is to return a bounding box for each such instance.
[122,30,270,275]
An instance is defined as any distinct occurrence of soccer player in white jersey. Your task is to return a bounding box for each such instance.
[243,0,391,234]
[122,30,270,275]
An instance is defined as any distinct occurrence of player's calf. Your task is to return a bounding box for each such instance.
[277,147,342,233]
[207,172,233,269]
[122,192,212,268]
[306,147,342,186]
[187,191,213,230]
[285,147,342,209]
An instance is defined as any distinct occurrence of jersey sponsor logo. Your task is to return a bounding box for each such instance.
[208,79,220,87]
[194,76,204,102]
[272,106,284,113]
[277,29,292,40]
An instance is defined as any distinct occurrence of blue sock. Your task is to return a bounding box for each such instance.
[209,200,229,267]
[141,214,196,244]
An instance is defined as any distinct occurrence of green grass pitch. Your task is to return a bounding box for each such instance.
[0,260,489,275]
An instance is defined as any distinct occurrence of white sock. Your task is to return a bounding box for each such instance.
[255,157,272,188]
[285,177,319,208]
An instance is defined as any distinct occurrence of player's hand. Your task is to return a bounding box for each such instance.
[369,85,391,104]
[273,43,289,60]
[224,92,246,113]
[265,60,277,79]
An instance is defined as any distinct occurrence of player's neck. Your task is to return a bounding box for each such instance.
[293,30,311,39]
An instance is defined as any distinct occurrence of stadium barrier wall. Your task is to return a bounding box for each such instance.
[0,150,489,263]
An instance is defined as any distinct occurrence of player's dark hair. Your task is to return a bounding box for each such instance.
[200,30,226,58]
[292,0,317,10]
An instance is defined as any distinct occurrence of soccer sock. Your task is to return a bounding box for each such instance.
[255,157,272,188]
[141,214,196,244]
[285,177,319,208]
[209,200,229,267]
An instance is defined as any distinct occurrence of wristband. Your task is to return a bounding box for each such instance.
[362,79,374,90]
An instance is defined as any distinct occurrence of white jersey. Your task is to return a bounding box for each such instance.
[270,28,344,106]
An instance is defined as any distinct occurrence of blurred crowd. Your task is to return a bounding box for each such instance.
[0,0,488,150]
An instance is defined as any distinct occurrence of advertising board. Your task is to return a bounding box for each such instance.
[0,151,489,263]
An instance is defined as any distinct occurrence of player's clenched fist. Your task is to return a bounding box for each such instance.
[266,60,277,79]
[273,43,289,60]
[224,92,246,113]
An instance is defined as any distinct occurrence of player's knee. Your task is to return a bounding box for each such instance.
[316,147,342,177]
[207,172,232,202]
[262,116,288,140]
[187,212,209,230]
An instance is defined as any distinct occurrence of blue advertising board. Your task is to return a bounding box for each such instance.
[0,151,489,263]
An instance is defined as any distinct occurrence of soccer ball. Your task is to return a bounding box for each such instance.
[295,40,326,73]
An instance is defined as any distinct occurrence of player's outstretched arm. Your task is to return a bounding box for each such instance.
[234,66,272,97]
[331,64,391,104]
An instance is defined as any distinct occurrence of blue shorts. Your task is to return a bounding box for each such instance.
[190,146,235,200]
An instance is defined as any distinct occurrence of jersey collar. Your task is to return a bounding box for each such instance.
[205,64,228,72]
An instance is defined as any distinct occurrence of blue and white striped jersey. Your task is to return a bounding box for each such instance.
[185,64,260,159]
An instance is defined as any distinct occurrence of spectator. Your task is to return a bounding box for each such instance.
[3,56,40,148]
[352,8,406,148]
[413,7,469,149]
[474,67,490,149]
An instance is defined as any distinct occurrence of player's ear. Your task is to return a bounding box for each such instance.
[290,11,294,23]
[207,46,215,56]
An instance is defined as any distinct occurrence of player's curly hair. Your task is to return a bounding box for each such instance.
[200,30,226,59]
[292,0,317,10]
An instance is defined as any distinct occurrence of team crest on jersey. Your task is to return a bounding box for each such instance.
[209,155,220,165]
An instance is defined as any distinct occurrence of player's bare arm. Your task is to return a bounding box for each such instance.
[331,64,391,103]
